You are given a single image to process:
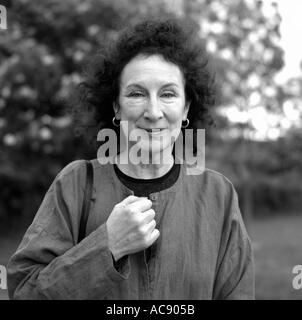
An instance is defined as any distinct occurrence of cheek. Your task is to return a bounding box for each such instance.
[119,101,145,121]
[165,104,186,125]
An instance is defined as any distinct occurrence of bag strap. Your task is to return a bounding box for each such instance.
[78,160,93,243]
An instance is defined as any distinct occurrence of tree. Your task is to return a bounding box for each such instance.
[0,0,295,225]
[0,0,172,225]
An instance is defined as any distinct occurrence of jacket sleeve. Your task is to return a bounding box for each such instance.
[7,160,130,300]
[213,182,255,300]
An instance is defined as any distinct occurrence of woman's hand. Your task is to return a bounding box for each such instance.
[106,195,160,261]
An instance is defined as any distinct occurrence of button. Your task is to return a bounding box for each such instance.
[150,194,157,201]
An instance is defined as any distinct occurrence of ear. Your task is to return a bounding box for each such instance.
[113,102,121,119]
[182,100,191,120]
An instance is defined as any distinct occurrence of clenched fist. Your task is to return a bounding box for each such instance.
[106,195,160,261]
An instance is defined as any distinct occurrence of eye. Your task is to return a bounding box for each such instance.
[161,91,176,98]
[128,91,144,97]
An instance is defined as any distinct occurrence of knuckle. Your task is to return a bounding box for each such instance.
[132,214,141,225]
[115,202,126,211]
[138,225,146,236]
[126,207,136,216]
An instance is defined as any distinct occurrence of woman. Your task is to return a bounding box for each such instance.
[7,18,254,299]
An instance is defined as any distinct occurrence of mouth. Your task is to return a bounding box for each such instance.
[140,128,166,135]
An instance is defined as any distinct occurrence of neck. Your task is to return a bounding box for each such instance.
[115,150,174,179]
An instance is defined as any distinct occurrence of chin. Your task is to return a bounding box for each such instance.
[139,141,163,154]
[141,141,173,161]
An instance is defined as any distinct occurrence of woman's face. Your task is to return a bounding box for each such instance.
[114,54,190,158]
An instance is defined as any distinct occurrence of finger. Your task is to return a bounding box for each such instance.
[148,229,160,246]
[145,219,156,233]
[140,209,156,224]
[128,197,152,213]
[120,195,140,206]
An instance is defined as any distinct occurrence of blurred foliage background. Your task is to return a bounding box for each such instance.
[1,0,302,299]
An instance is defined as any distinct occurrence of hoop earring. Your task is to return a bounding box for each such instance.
[182,119,189,128]
[112,116,120,127]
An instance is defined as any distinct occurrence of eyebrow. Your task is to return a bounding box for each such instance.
[125,82,180,90]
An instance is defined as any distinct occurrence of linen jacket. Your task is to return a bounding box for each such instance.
[7,159,255,300]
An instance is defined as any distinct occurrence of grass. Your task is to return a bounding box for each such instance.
[1,215,302,300]
[249,214,302,300]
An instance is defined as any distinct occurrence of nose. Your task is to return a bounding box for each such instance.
[143,96,163,121]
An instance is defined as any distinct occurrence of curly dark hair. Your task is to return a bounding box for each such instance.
[69,17,216,150]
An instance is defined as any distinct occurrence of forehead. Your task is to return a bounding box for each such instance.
[119,54,184,87]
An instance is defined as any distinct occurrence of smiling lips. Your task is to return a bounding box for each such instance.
[144,128,163,132]
[140,128,165,135]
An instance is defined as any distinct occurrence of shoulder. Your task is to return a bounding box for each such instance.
[29,160,89,232]
[202,169,239,208]
[181,165,240,221]
[203,168,233,183]
[52,160,89,192]
[54,158,114,190]
[203,168,236,193]
[56,159,112,178]
[183,164,237,196]
[56,160,87,180]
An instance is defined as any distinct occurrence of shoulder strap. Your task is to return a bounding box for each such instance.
[78,160,93,243]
